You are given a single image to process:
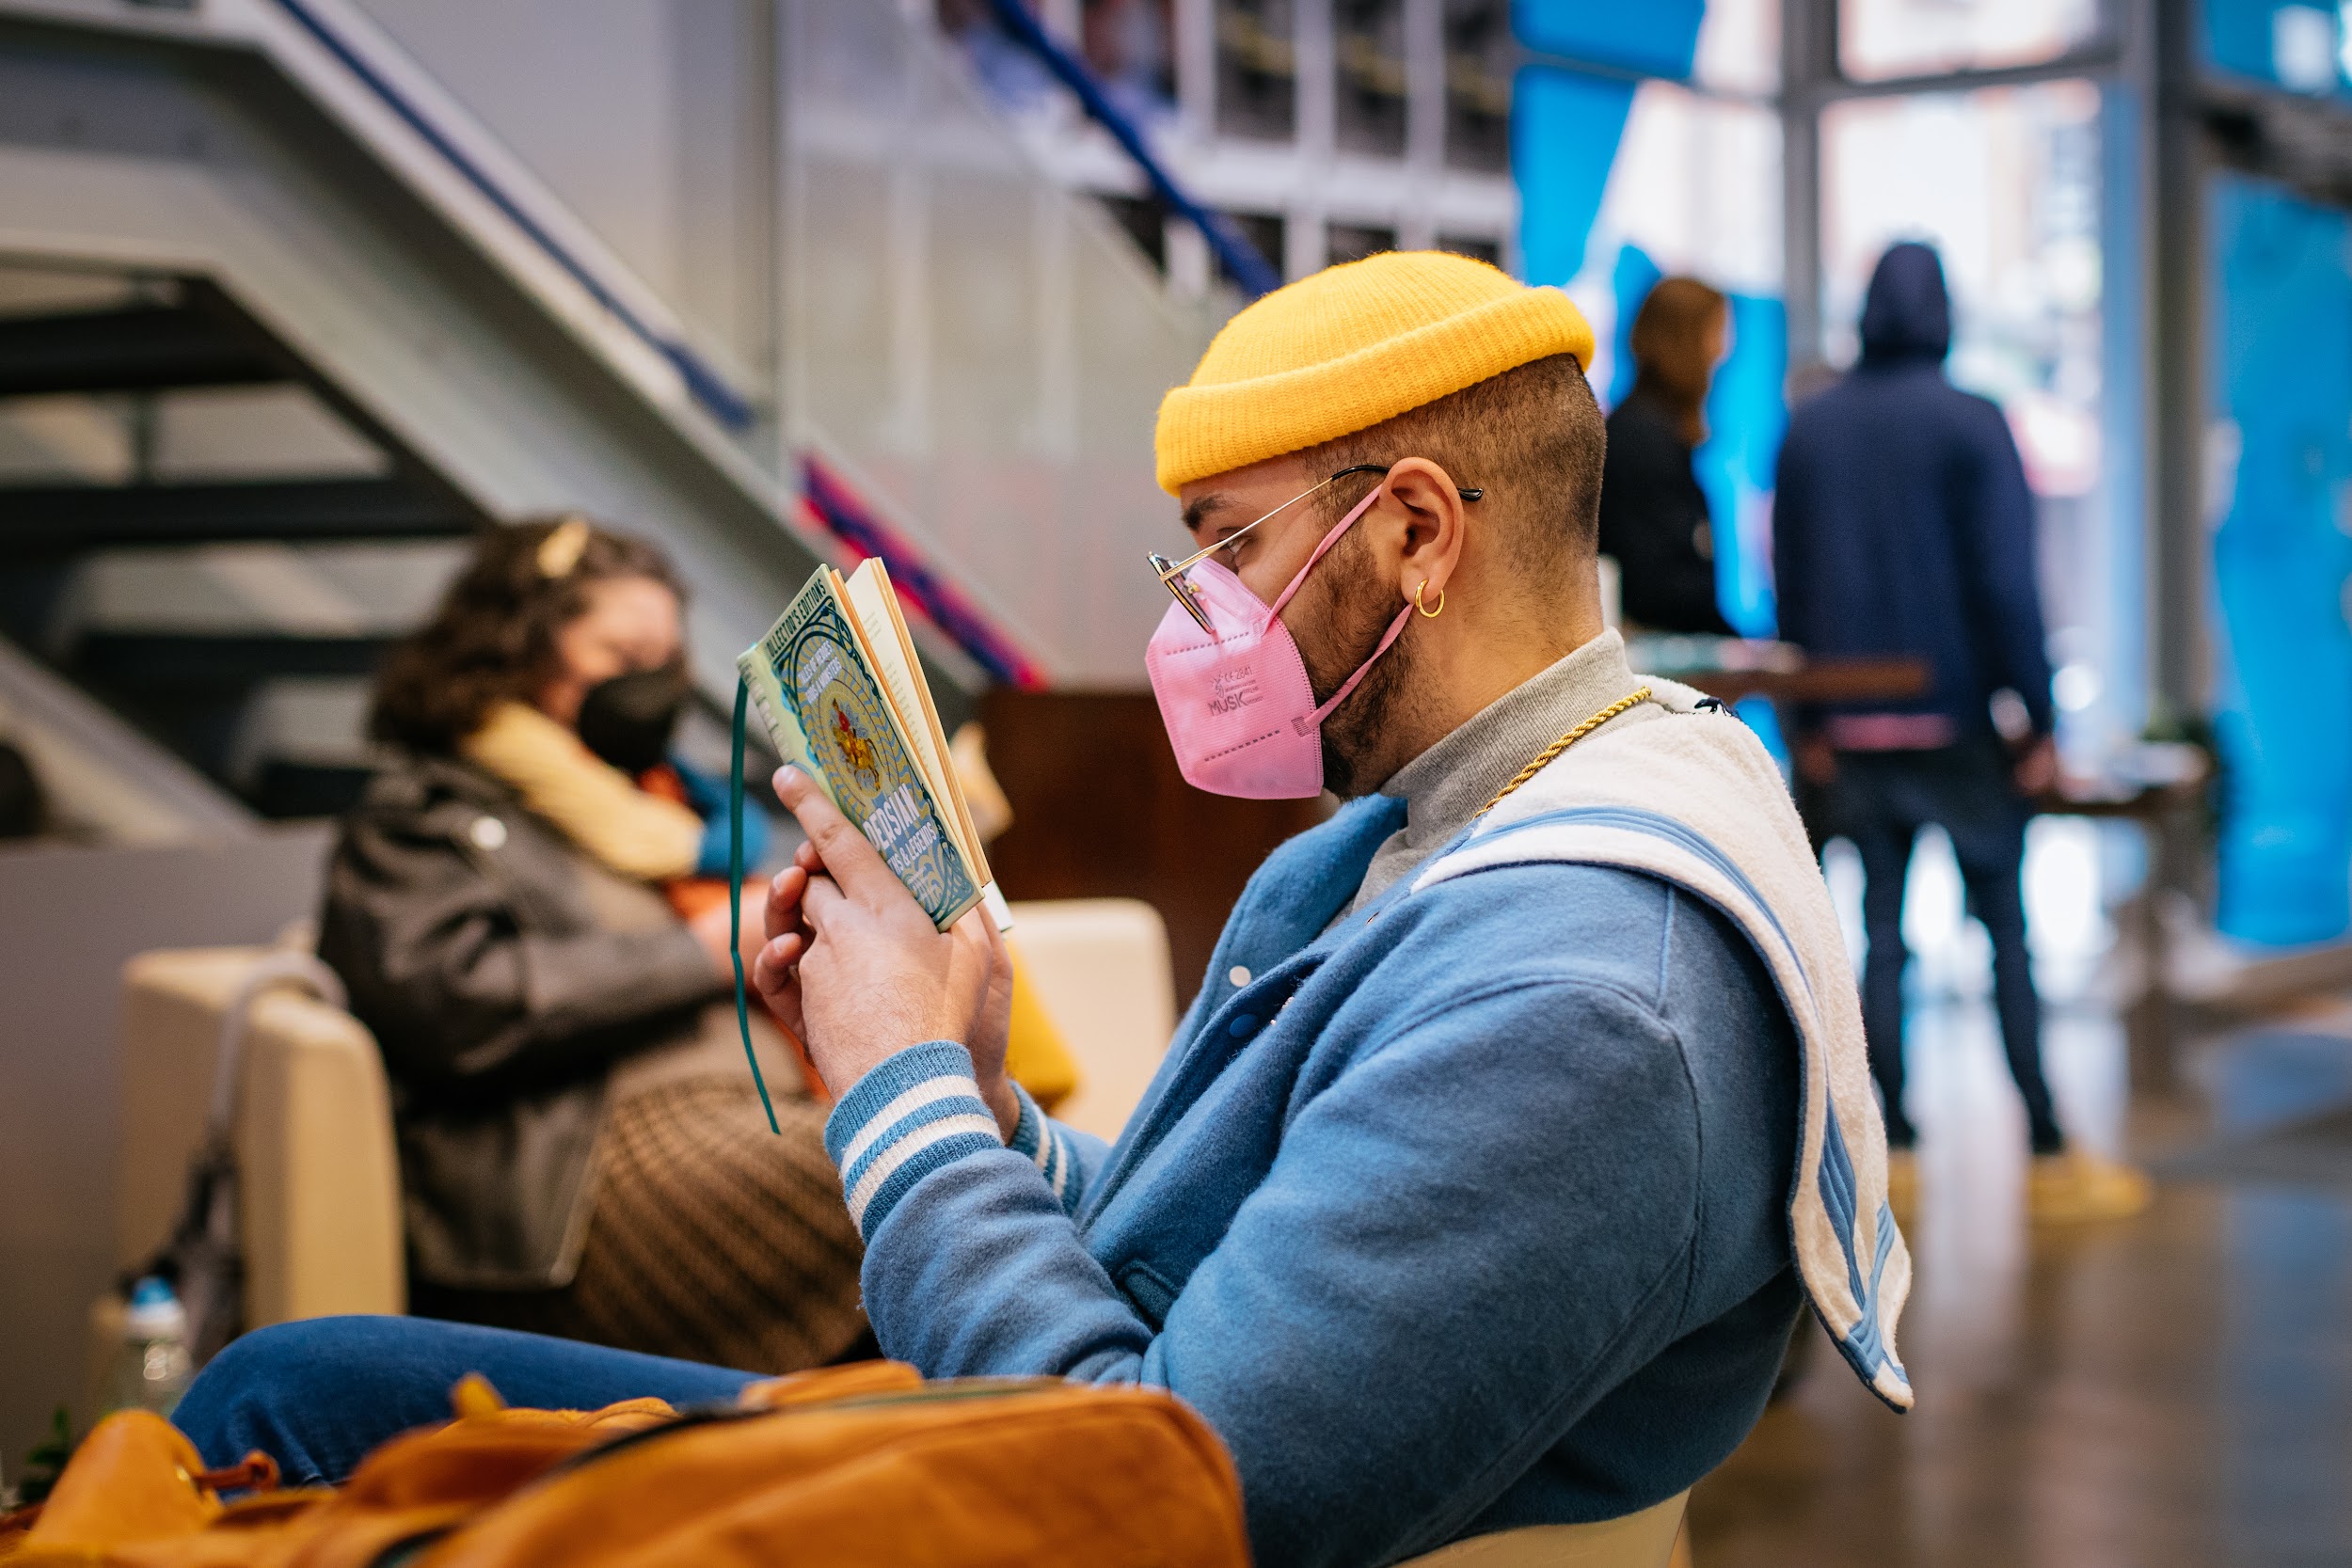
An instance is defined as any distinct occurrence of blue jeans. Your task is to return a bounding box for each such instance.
[173,1316,758,1482]
[1826,739,2066,1155]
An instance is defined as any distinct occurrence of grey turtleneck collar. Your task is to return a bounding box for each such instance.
[1343,629,1657,917]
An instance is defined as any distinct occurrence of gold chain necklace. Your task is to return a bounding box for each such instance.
[1478,688,1653,816]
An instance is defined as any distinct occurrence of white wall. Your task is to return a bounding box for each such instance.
[351,0,776,384]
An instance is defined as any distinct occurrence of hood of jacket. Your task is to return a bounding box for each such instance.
[1858,242,1950,366]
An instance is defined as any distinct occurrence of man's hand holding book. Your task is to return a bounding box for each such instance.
[755,763,1020,1137]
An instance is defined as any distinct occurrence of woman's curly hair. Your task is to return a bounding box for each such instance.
[371,516,684,755]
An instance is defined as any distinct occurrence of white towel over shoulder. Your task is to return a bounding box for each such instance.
[1413,680,1914,1409]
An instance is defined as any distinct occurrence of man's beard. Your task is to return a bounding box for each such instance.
[1290,531,1422,799]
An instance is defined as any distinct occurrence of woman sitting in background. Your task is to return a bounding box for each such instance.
[1596,276,1737,636]
[320,518,862,1372]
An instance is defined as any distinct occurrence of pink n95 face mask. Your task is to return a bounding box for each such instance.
[1145,484,1414,799]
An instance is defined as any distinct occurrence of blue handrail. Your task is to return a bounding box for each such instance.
[268,0,758,432]
[980,0,1282,299]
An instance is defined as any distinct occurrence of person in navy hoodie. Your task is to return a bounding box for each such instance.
[1772,241,2149,1224]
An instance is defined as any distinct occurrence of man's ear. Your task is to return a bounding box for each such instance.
[1380,457,1469,604]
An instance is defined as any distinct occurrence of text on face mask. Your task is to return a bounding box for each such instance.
[1208,671,1262,715]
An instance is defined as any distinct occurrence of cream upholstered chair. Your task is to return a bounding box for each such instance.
[1004,898,1175,1143]
[1394,1494,1690,1566]
[99,904,1169,1344]
[110,945,404,1331]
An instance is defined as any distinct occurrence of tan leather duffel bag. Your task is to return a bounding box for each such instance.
[0,1360,1248,1567]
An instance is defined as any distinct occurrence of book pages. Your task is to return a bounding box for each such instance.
[836,562,1009,930]
[837,565,959,844]
[865,562,997,890]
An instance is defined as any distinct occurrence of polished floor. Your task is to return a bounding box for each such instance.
[1689,985,2352,1568]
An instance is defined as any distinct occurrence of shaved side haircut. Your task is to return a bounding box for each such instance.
[1298,353,1608,583]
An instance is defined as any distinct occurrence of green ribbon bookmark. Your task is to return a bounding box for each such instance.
[730,677,781,1135]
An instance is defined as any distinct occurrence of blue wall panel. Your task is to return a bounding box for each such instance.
[1700,292,1788,640]
[1607,244,1662,406]
[1513,66,1640,287]
[1511,0,1705,78]
[2208,174,2352,945]
[2203,0,2352,99]
[1511,0,1706,289]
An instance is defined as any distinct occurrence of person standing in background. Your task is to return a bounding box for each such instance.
[1772,241,2148,1224]
[1597,277,1738,636]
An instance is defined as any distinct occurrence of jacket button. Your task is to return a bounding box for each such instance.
[469,816,509,851]
[1228,1015,1256,1038]
[1229,965,1252,988]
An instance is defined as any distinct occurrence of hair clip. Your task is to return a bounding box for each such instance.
[537,517,590,579]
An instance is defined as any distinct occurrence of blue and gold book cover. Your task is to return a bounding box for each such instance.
[738,568,984,931]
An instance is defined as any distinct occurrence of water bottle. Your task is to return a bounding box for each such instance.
[110,1276,193,1418]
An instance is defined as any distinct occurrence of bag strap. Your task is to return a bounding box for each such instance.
[206,951,347,1146]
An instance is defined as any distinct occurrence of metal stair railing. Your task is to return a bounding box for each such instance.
[977,0,1280,298]
[257,0,757,431]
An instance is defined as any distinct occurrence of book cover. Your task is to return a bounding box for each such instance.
[738,568,985,931]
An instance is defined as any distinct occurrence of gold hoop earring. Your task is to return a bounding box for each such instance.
[1415,580,1446,619]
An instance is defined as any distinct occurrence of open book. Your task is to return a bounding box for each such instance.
[737,560,1011,933]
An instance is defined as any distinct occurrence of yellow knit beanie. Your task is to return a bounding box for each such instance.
[1153,250,1596,495]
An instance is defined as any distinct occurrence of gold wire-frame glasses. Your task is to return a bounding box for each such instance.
[1145,464,1484,633]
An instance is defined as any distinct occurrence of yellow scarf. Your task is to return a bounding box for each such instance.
[462,702,703,883]
[467,703,1082,1112]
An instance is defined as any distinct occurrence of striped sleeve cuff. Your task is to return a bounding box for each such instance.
[823,1041,1004,1242]
[1006,1082,1086,1216]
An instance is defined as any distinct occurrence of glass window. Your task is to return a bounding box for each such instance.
[1219,210,1287,282]
[1216,0,1296,140]
[1081,0,1178,120]
[1327,222,1398,264]
[1438,232,1502,265]
[1598,85,1782,296]
[1838,0,2102,82]
[1336,0,1409,157]
[1096,193,1168,272]
[1442,0,1512,170]
[1693,0,1779,95]
[1820,80,2102,447]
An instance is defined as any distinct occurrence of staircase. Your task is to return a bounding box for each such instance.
[0,274,478,816]
[0,0,1218,822]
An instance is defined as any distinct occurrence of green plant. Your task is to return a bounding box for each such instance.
[15,1407,76,1507]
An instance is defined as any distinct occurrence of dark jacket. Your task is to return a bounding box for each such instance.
[1597,389,1735,635]
[1772,242,2054,738]
[317,753,726,1290]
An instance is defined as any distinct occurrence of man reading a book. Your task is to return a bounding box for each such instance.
[178,253,1907,1568]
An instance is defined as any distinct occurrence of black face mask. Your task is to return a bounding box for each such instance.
[577,663,691,775]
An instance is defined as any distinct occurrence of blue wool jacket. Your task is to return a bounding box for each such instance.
[826,794,1802,1568]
